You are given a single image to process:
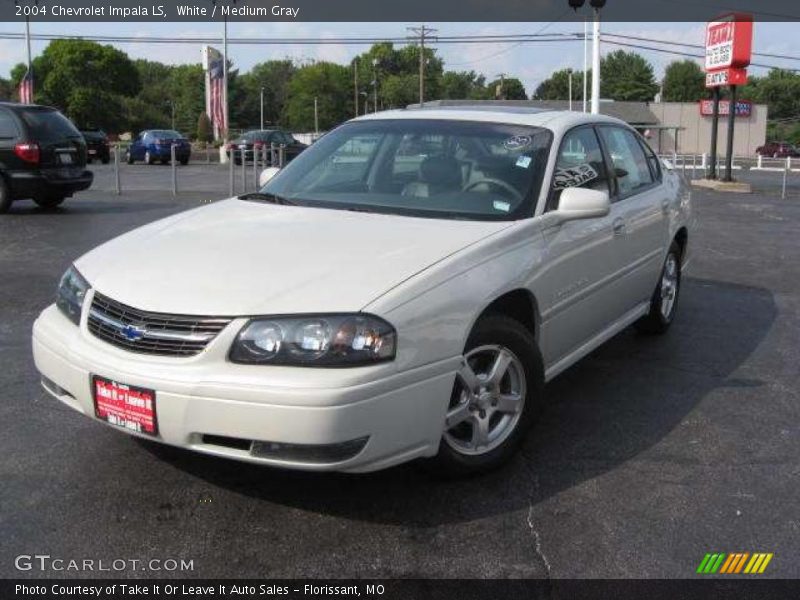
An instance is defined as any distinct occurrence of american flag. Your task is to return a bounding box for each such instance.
[19,69,33,104]
[208,53,226,136]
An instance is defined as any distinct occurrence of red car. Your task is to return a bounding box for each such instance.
[756,141,800,158]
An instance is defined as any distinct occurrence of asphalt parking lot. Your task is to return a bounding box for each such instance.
[1,179,799,579]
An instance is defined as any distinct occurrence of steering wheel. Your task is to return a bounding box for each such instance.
[462,178,523,203]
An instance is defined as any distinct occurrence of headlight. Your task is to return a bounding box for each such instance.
[230,314,396,366]
[56,266,89,326]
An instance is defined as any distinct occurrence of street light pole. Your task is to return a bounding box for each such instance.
[260,87,264,130]
[567,69,573,111]
[372,58,378,114]
[222,12,229,142]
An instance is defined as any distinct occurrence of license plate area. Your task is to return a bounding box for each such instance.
[92,375,158,436]
[57,152,75,165]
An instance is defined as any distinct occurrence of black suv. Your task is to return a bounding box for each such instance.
[80,128,111,164]
[0,102,93,213]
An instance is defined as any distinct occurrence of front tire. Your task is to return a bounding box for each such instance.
[429,315,544,477]
[145,151,154,165]
[635,241,682,334]
[126,151,134,164]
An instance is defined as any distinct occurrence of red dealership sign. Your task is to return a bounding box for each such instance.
[699,99,752,117]
[705,13,753,88]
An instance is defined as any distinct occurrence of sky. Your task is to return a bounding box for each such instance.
[1,21,798,96]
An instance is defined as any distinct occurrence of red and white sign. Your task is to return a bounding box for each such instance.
[705,68,748,88]
[705,15,753,71]
[700,99,753,117]
[93,376,158,436]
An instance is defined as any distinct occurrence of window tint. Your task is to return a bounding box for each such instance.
[19,108,80,140]
[548,127,610,211]
[638,136,661,181]
[599,127,654,197]
[0,109,18,138]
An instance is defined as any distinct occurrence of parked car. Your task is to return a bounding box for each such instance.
[126,129,191,165]
[80,128,110,164]
[0,102,93,213]
[756,141,800,158]
[33,108,693,475]
[226,129,307,165]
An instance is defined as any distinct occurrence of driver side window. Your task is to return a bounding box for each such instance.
[547,127,610,211]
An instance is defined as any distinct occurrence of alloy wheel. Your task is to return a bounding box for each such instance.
[443,344,527,456]
[660,253,679,320]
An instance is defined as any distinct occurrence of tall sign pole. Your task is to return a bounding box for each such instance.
[704,14,753,181]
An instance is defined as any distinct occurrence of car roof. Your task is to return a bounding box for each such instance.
[0,101,57,112]
[351,107,628,136]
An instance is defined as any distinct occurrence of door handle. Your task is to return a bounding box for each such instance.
[612,218,626,236]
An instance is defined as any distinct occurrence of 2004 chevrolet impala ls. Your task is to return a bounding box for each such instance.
[33,107,693,475]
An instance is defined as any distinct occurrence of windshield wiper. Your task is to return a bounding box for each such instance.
[237,192,296,206]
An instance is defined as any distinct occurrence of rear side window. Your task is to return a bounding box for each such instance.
[0,109,18,139]
[548,127,610,211]
[598,126,655,198]
[19,108,80,140]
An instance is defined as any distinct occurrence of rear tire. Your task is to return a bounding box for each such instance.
[145,151,154,165]
[180,158,189,166]
[0,177,11,214]
[635,241,682,335]
[427,314,544,477]
[126,151,134,164]
[34,194,66,210]
[101,156,110,165]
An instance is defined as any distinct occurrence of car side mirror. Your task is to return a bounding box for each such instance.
[258,167,281,187]
[555,187,610,222]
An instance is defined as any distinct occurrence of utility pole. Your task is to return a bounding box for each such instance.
[353,59,359,117]
[495,73,507,100]
[314,96,319,135]
[407,25,437,107]
[582,18,588,112]
[591,6,601,114]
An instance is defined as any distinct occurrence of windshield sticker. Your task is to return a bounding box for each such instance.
[493,200,511,212]
[503,135,532,151]
[553,163,599,190]
[516,155,532,169]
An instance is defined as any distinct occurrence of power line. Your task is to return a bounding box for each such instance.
[601,38,800,73]
[604,32,800,62]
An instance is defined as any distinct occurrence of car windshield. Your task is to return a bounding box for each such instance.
[259,119,552,221]
[150,130,182,139]
[20,108,81,140]
[242,130,273,141]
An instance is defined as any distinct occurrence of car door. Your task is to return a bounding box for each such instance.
[597,126,669,311]
[537,125,632,367]
[131,133,145,160]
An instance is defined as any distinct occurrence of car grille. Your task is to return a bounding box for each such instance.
[87,292,232,357]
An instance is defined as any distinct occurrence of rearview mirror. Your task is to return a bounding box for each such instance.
[555,187,610,222]
[258,167,281,187]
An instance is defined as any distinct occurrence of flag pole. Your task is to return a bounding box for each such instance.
[222,14,229,143]
[24,14,32,102]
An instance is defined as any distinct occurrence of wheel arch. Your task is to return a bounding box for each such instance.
[468,288,540,350]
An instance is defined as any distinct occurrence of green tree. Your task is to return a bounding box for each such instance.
[533,68,584,100]
[441,71,490,100]
[10,39,140,131]
[283,62,353,131]
[662,60,707,102]
[600,50,659,101]
[487,77,527,100]
[0,77,12,101]
[235,60,297,128]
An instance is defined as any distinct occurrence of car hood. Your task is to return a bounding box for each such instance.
[76,199,512,316]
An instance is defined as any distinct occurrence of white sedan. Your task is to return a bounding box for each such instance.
[32,107,693,475]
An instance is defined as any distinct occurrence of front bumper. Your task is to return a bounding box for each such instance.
[32,303,455,473]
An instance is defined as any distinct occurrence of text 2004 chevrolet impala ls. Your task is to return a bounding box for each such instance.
[33,107,692,476]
